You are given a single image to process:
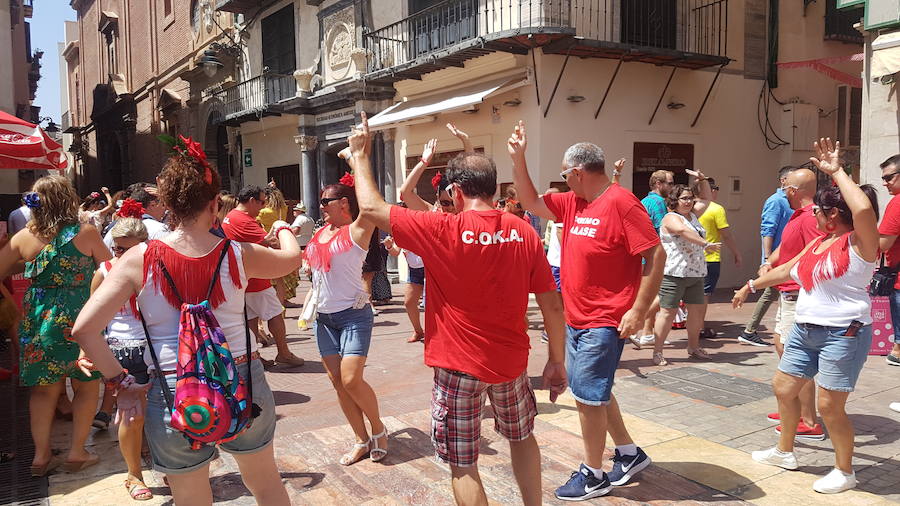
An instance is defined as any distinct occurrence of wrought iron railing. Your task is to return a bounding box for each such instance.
[363,0,728,73]
[212,72,296,120]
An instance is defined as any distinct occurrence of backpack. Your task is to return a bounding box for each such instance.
[141,240,260,450]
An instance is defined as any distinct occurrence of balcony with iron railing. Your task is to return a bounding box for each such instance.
[210,72,297,125]
[363,0,729,81]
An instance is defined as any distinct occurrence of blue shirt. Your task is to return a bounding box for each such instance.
[760,188,793,261]
[641,192,667,233]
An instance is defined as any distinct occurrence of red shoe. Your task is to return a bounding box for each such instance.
[767,412,780,422]
[775,421,826,441]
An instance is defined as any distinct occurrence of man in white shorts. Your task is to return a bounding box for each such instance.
[757,168,822,439]
[223,185,304,367]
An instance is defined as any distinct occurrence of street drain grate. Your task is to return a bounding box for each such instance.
[624,366,773,407]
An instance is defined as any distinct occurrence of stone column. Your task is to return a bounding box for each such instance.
[382,128,396,204]
[295,134,320,221]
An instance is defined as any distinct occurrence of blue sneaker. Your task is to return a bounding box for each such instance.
[607,447,651,486]
[555,464,612,501]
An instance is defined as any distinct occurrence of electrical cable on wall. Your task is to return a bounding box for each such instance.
[758,81,790,150]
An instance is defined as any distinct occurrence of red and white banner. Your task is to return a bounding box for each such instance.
[777,53,864,88]
[0,111,68,171]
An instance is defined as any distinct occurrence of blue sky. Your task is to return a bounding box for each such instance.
[31,1,76,124]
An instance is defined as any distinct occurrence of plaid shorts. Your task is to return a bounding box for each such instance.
[431,367,537,467]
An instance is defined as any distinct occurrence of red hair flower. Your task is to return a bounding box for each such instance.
[431,172,444,191]
[340,172,355,187]
[116,198,145,219]
[173,135,213,185]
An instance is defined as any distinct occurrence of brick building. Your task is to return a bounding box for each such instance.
[64,0,243,194]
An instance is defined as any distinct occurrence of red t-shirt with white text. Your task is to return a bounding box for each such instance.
[222,209,270,293]
[774,204,822,292]
[390,207,556,384]
[543,186,659,329]
[879,194,900,289]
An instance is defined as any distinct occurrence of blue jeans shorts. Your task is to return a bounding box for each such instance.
[888,290,900,341]
[779,322,872,392]
[144,359,276,474]
[551,266,561,292]
[408,267,425,286]
[315,305,374,357]
[565,326,625,405]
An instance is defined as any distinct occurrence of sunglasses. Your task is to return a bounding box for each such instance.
[111,245,133,255]
[439,200,453,207]
[811,205,833,215]
[882,171,900,183]
[320,196,343,207]
[560,166,578,179]
[710,186,720,191]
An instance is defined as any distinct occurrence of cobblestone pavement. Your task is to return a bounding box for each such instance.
[33,281,900,504]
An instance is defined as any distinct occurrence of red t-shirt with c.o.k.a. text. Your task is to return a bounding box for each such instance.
[543,186,659,329]
[390,207,556,384]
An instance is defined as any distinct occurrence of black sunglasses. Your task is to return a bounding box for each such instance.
[111,245,132,254]
[320,196,343,207]
[882,171,900,183]
[710,186,720,191]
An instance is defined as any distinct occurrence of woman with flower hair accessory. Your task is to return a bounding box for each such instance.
[80,187,115,229]
[398,123,474,214]
[0,175,112,476]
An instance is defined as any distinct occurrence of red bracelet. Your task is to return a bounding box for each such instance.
[272,226,292,238]
[103,368,129,388]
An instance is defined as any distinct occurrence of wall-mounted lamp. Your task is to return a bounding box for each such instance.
[666,101,685,110]
[199,49,224,77]
[566,95,585,103]
[503,98,521,107]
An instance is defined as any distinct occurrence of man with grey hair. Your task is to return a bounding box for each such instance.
[510,121,665,500]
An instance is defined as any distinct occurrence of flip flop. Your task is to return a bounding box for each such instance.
[62,452,99,473]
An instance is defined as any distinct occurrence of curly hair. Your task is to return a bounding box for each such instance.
[665,184,694,211]
[158,150,221,227]
[27,175,80,239]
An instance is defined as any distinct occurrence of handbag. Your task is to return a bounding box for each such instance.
[869,254,897,297]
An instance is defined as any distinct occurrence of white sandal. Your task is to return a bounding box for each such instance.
[369,429,388,463]
[339,441,370,466]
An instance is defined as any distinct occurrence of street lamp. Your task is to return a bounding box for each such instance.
[37,116,59,135]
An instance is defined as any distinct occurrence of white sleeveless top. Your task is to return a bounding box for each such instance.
[99,261,146,350]
[136,241,253,370]
[306,226,369,314]
[790,235,876,327]
[660,212,707,278]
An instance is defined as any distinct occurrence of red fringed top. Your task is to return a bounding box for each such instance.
[142,240,242,309]
[795,234,851,292]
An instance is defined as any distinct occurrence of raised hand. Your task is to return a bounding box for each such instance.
[268,178,277,189]
[685,168,707,180]
[446,122,470,148]
[348,112,372,158]
[337,147,351,160]
[421,138,438,166]
[810,137,842,175]
[507,120,527,161]
[612,158,625,184]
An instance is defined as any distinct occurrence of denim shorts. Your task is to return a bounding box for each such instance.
[408,267,425,286]
[704,261,721,295]
[144,359,276,474]
[315,305,374,357]
[889,290,900,341]
[779,322,872,392]
[565,326,625,405]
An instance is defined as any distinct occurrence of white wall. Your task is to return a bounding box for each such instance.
[860,29,900,215]
[239,114,302,187]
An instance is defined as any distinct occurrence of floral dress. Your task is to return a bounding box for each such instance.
[19,223,100,386]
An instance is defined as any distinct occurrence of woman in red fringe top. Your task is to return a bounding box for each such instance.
[733,138,879,494]
[71,140,300,506]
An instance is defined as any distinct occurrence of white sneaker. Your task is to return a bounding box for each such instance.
[638,334,656,346]
[890,402,900,413]
[751,447,798,470]
[813,468,857,494]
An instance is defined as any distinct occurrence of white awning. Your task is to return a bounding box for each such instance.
[872,32,900,79]
[366,75,528,130]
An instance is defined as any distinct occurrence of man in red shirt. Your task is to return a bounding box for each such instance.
[511,121,664,500]
[348,113,567,506]
[877,154,900,367]
[755,167,823,439]
[223,186,304,367]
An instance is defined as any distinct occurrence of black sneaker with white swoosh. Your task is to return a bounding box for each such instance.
[555,464,612,501]
[607,447,652,486]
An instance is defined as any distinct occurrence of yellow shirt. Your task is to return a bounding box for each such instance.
[256,205,287,233]
[698,201,728,262]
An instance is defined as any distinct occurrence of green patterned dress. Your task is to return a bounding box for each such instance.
[19,223,101,386]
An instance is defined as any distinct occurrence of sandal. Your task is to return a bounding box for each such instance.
[93,411,111,430]
[339,441,370,466]
[62,452,99,473]
[687,348,711,360]
[652,352,668,366]
[125,476,153,501]
[407,331,424,343]
[29,458,59,477]
[370,429,388,463]
[274,353,305,367]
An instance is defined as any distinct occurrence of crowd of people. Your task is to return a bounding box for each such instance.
[0,115,897,505]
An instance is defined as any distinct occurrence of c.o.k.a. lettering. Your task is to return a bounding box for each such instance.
[461,229,524,245]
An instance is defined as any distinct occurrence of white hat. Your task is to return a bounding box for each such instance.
[294,202,306,212]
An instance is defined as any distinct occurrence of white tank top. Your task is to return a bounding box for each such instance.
[790,234,876,327]
[99,261,146,350]
[660,212,707,278]
[136,241,253,370]
[404,250,424,269]
[306,226,369,314]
